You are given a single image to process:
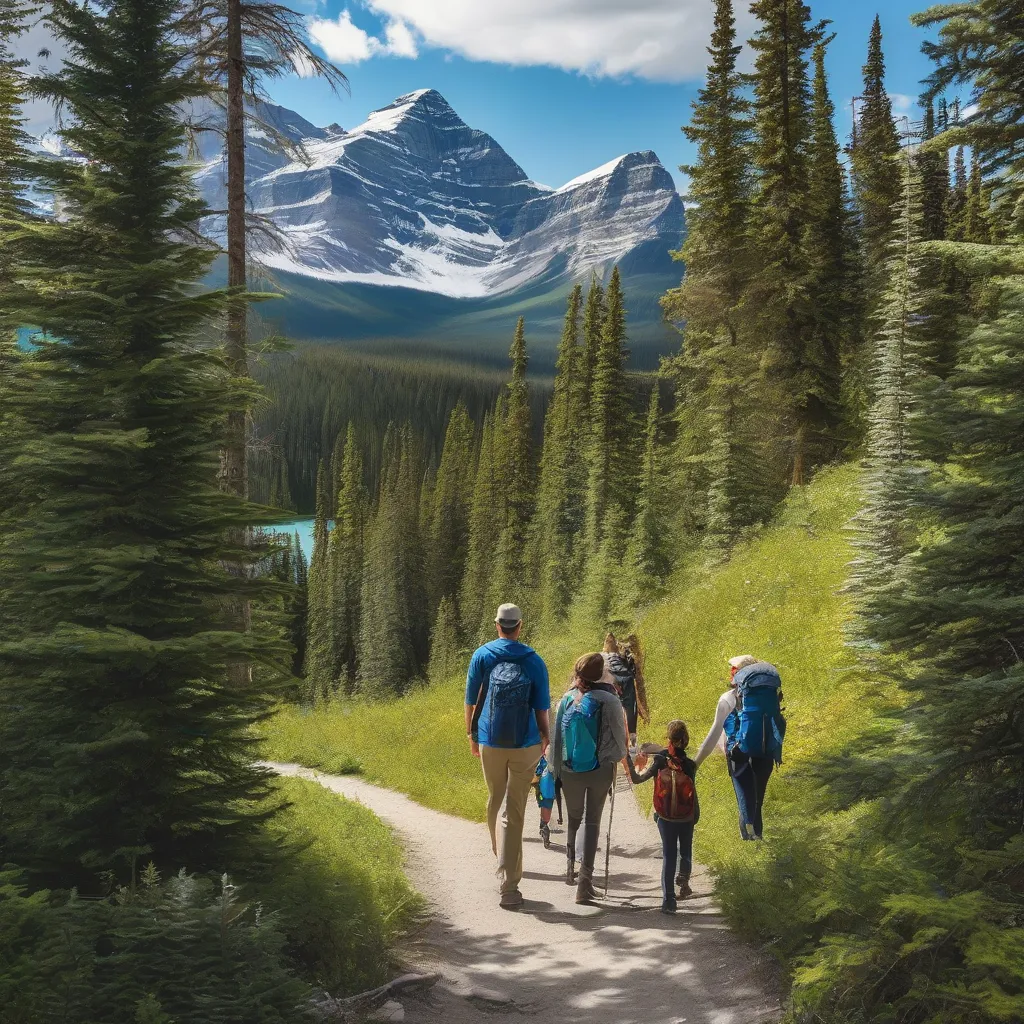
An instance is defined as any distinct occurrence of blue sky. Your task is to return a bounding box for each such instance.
[267,0,940,192]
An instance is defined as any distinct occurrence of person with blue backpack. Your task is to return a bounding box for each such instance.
[465,604,551,910]
[552,653,628,904]
[693,654,787,842]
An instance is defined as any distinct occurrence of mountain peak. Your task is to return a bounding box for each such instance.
[360,88,464,134]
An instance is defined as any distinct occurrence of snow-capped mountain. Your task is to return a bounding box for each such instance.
[195,89,685,300]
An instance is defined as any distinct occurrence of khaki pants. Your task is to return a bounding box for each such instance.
[480,743,542,894]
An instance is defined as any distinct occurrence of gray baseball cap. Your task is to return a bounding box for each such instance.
[495,603,522,628]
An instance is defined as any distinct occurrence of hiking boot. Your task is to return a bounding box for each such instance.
[499,888,523,910]
[677,873,692,899]
[565,857,576,886]
[660,900,678,915]
[575,878,600,905]
[540,823,551,848]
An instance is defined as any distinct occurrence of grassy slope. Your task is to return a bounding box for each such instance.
[261,777,423,994]
[263,462,864,878]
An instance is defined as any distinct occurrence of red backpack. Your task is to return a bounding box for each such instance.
[653,755,696,822]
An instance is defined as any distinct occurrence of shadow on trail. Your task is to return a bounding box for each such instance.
[403,899,778,1023]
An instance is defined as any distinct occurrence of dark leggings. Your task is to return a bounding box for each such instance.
[554,776,563,821]
[656,817,694,904]
[730,754,774,839]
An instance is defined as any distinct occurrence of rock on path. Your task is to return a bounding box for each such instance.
[269,763,781,1024]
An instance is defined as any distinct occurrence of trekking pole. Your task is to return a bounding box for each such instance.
[604,764,616,896]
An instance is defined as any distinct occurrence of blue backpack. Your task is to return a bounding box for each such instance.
[726,662,787,764]
[478,659,533,748]
[560,692,603,772]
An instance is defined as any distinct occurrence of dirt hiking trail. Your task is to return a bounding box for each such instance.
[271,763,781,1024]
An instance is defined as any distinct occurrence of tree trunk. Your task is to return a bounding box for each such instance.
[222,0,251,683]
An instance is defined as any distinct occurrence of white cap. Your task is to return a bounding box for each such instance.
[728,654,757,670]
[495,603,522,628]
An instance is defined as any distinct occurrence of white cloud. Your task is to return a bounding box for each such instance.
[359,0,755,81]
[308,9,418,64]
[383,19,418,59]
[888,92,917,114]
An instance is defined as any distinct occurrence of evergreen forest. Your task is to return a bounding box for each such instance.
[2,0,1024,1020]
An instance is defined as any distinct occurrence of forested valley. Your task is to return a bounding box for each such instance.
[2,0,1024,1020]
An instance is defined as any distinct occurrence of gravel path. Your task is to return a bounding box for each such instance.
[269,762,781,1024]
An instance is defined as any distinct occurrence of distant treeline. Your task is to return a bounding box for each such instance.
[249,346,554,512]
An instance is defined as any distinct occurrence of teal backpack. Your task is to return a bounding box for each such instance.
[560,692,603,772]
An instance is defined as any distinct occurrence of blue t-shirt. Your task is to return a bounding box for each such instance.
[465,639,550,748]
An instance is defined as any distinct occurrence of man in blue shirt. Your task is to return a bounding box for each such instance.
[465,603,550,909]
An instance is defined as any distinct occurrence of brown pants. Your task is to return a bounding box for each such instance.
[480,743,542,894]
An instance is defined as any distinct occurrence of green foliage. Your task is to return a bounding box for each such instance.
[304,458,333,697]
[0,865,308,1023]
[260,777,422,995]
[250,345,550,513]
[0,0,289,890]
[328,424,366,694]
[428,595,463,686]
[850,16,903,293]
[357,425,427,696]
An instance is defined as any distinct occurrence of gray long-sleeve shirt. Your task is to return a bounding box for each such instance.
[551,685,629,777]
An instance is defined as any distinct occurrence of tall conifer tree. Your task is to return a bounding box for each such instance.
[531,286,587,622]
[303,459,333,698]
[918,102,949,242]
[584,267,634,553]
[427,402,475,620]
[746,0,821,484]
[0,0,287,887]
[662,0,755,534]
[850,15,902,293]
[491,318,534,614]
[327,424,364,692]
[579,277,605,424]
[801,38,856,462]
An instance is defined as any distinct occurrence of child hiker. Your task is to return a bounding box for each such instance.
[626,719,699,914]
[532,754,560,847]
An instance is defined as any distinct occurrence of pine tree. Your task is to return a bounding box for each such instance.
[578,277,605,424]
[801,38,857,464]
[427,402,474,619]
[491,318,535,615]
[918,102,949,241]
[661,0,756,536]
[427,596,462,685]
[851,157,930,603]
[746,0,821,485]
[531,285,588,622]
[622,389,669,605]
[0,0,32,549]
[963,154,992,243]
[0,0,288,888]
[850,15,902,291]
[584,266,634,554]
[460,405,501,640]
[327,424,364,692]
[357,427,424,697]
[946,146,968,240]
[303,459,333,699]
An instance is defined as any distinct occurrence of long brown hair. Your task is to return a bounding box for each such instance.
[571,653,605,693]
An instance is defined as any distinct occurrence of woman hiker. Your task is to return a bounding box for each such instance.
[552,653,628,904]
[694,654,784,842]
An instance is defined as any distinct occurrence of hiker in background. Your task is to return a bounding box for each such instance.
[603,633,649,753]
[465,604,551,910]
[552,653,628,904]
[627,719,698,914]
[531,754,558,848]
[694,655,786,841]
[622,633,650,735]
